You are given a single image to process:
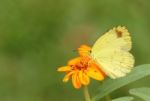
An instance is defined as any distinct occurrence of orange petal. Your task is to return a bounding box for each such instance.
[57,66,71,72]
[89,61,106,77]
[68,57,81,66]
[63,71,75,82]
[72,72,81,89]
[87,66,104,81]
[79,71,90,86]
[78,45,91,56]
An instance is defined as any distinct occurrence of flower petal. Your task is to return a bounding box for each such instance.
[57,66,71,72]
[72,72,81,89]
[79,71,90,85]
[63,71,75,82]
[78,45,91,56]
[68,57,81,66]
[87,65,104,81]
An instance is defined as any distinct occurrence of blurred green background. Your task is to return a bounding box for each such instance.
[0,0,150,101]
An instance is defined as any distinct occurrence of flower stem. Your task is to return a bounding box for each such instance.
[83,86,91,101]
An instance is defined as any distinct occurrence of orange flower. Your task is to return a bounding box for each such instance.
[57,45,105,89]
[78,45,91,56]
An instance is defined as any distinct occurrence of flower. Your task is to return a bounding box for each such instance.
[78,44,91,56]
[57,45,105,89]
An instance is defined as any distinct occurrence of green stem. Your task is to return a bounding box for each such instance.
[83,86,91,101]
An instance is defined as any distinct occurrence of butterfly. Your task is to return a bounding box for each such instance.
[89,26,134,79]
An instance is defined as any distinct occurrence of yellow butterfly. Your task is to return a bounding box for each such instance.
[90,26,135,79]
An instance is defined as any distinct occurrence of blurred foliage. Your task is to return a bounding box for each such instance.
[0,0,150,101]
[92,64,150,101]
[129,87,150,101]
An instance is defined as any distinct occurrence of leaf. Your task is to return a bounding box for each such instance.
[92,64,150,101]
[111,96,134,101]
[129,87,150,101]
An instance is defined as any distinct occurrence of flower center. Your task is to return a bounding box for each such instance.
[73,56,91,71]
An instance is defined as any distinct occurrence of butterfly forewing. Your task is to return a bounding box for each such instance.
[91,26,135,79]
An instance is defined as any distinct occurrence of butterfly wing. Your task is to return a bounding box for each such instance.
[91,26,135,79]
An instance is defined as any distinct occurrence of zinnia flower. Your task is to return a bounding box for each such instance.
[57,45,105,89]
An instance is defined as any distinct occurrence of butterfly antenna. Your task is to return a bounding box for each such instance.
[72,49,77,52]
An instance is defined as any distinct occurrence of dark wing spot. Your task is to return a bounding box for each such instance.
[89,50,92,53]
[115,29,123,38]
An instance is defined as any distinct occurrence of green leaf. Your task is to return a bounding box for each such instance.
[129,87,150,101]
[92,64,150,101]
[111,96,134,101]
